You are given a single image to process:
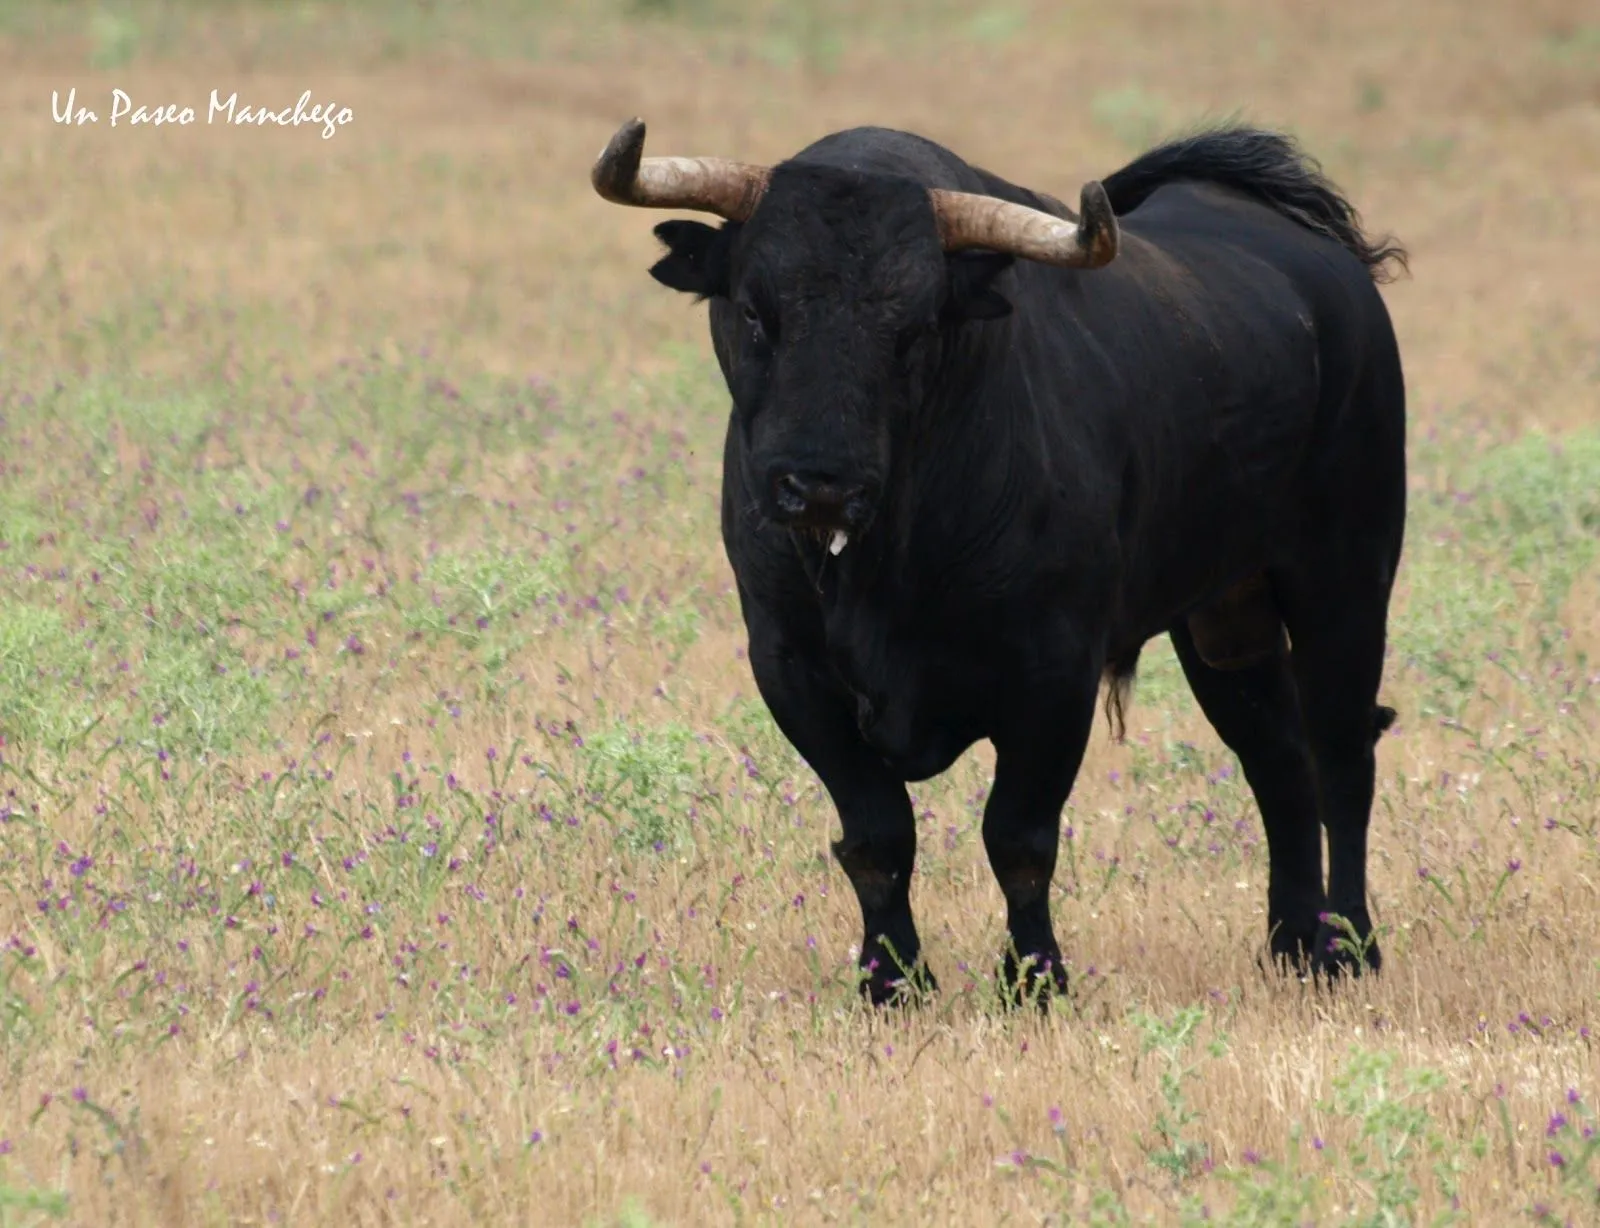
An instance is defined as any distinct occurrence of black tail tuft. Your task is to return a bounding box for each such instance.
[1102,650,1140,744]
[1100,123,1409,284]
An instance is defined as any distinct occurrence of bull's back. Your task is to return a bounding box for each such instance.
[1031,182,1391,630]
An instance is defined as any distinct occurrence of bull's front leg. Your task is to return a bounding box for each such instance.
[982,653,1102,1008]
[746,634,934,1006]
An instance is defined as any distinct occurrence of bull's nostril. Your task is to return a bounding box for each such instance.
[774,474,809,515]
[842,490,872,528]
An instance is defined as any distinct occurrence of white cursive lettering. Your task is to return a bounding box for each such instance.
[51,87,98,125]
[109,89,197,127]
[53,88,351,138]
[209,89,353,139]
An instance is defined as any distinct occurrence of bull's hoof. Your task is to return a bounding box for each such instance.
[859,958,938,1008]
[998,949,1070,1012]
[1311,911,1382,981]
[1263,917,1320,978]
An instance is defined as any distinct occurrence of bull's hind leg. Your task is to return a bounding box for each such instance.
[1274,352,1405,979]
[1170,602,1326,972]
[1273,561,1399,979]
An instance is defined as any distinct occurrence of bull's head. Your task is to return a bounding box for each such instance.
[592,118,1119,553]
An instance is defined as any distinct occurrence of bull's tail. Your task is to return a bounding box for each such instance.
[1102,648,1140,743]
[1098,123,1409,285]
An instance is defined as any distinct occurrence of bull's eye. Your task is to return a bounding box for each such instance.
[740,303,766,340]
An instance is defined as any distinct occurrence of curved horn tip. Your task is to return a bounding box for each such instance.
[600,117,646,157]
[1077,180,1120,267]
[592,118,648,201]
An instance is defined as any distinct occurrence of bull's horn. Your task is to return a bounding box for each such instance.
[591,117,772,222]
[927,180,1119,269]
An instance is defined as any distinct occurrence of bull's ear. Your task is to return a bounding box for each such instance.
[648,220,733,300]
[943,250,1015,323]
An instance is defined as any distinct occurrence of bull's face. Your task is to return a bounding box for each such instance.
[653,169,1019,548]
[590,119,1121,553]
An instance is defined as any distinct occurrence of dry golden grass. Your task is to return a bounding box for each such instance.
[0,2,1597,1224]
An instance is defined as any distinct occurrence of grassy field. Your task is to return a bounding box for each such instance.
[0,1,1598,1223]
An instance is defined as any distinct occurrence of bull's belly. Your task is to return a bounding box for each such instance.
[864,718,982,783]
[1121,488,1290,614]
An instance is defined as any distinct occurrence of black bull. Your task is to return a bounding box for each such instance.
[592,117,1409,1006]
